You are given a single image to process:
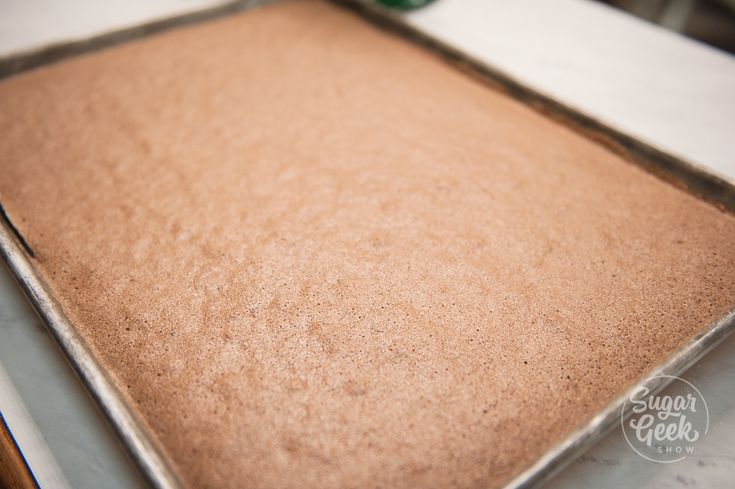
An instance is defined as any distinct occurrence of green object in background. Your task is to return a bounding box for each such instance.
[375,0,436,11]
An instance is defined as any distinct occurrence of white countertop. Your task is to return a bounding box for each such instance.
[0,1,733,488]
[405,0,735,183]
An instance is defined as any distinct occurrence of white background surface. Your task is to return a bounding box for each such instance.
[406,0,735,183]
[0,1,734,488]
[0,0,230,56]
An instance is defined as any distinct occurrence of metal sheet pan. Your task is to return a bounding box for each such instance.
[0,1,733,488]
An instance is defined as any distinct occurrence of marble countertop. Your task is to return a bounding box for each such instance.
[0,1,733,488]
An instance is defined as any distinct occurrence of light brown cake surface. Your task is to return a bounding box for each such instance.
[1,1,734,488]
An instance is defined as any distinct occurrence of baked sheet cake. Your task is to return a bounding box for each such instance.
[1,1,734,488]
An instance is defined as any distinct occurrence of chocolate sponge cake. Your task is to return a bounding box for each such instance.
[0,1,733,488]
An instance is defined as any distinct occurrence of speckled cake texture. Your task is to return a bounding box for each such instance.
[0,1,734,488]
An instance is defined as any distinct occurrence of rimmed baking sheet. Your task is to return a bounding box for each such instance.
[1,1,734,488]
